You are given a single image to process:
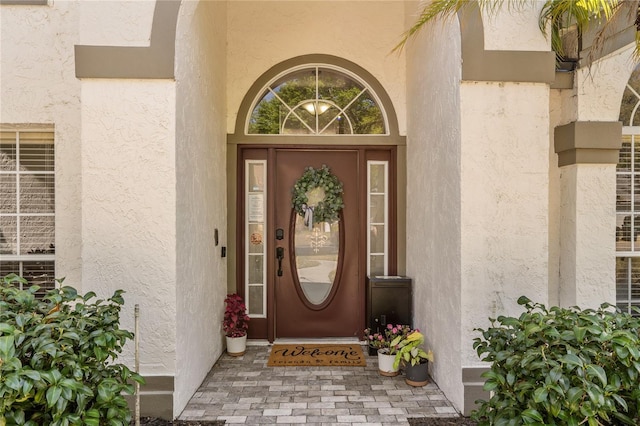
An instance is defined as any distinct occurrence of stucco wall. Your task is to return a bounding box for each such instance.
[78,0,155,47]
[226,0,406,135]
[81,80,178,375]
[576,47,636,122]
[404,2,464,411]
[0,1,82,286]
[548,88,575,306]
[554,47,635,308]
[559,165,617,306]
[481,1,547,51]
[174,0,228,417]
[460,81,550,366]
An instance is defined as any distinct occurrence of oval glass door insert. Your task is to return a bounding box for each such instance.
[294,217,340,305]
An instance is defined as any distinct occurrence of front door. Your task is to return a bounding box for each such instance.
[240,146,395,341]
[274,149,360,338]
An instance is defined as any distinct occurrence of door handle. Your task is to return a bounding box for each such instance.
[276,247,284,277]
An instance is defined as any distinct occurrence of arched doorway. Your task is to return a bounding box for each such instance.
[228,55,405,341]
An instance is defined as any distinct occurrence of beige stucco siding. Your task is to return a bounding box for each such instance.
[460,81,551,356]
[226,0,407,135]
[81,80,178,375]
[0,1,82,286]
[174,0,228,417]
[404,4,464,410]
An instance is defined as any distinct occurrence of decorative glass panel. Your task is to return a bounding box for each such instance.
[248,286,264,316]
[367,161,388,275]
[245,160,267,318]
[294,218,339,306]
[248,66,386,135]
[369,255,385,276]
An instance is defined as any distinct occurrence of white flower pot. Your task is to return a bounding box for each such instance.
[226,335,247,356]
[377,349,399,377]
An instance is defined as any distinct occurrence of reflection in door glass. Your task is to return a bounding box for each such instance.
[294,217,339,305]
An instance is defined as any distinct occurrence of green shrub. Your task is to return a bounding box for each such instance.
[0,274,143,426]
[471,296,640,426]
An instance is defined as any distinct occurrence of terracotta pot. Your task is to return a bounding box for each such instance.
[377,349,400,377]
[403,360,429,386]
[226,335,247,356]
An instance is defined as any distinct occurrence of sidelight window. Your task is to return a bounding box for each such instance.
[367,161,388,275]
[245,160,267,317]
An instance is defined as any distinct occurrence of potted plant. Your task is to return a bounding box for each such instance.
[391,330,434,386]
[364,324,411,376]
[223,293,250,356]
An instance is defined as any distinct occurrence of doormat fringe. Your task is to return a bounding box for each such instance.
[267,344,366,367]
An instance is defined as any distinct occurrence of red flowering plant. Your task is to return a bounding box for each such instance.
[223,293,250,338]
[364,324,412,355]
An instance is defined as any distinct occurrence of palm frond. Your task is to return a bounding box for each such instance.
[398,0,640,64]
[393,0,529,53]
[539,0,624,58]
[585,0,638,63]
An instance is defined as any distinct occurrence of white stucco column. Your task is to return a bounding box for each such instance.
[554,121,622,307]
[80,80,178,418]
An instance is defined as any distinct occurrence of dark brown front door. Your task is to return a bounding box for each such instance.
[274,149,361,338]
[239,146,396,341]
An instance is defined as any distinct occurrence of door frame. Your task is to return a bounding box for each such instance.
[226,55,406,340]
[233,144,401,341]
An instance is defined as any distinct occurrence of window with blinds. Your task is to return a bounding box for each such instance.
[0,127,55,295]
[617,65,640,315]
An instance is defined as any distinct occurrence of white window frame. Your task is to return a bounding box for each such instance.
[0,125,55,291]
[367,160,388,276]
[244,159,267,318]
[617,127,640,314]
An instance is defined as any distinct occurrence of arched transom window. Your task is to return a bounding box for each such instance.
[616,65,640,315]
[247,65,387,135]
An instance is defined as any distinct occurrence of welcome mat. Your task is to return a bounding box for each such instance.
[267,344,366,367]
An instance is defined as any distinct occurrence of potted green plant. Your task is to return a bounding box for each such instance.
[365,324,412,376]
[391,330,434,386]
[223,293,250,356]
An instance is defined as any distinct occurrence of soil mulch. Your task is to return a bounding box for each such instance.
[409,418,478,425]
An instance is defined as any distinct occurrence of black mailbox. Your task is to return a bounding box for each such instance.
[366,276,412,333]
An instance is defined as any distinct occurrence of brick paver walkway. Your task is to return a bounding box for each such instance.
[178,344,460,425]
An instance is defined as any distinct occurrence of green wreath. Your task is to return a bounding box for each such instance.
[291,165,344,224]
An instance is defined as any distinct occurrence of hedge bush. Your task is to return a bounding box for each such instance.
[471,296,640,426]
[0,274,143,426]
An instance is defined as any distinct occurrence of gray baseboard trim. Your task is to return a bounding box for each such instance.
[462,367,489,417]
[125,375,174,420]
